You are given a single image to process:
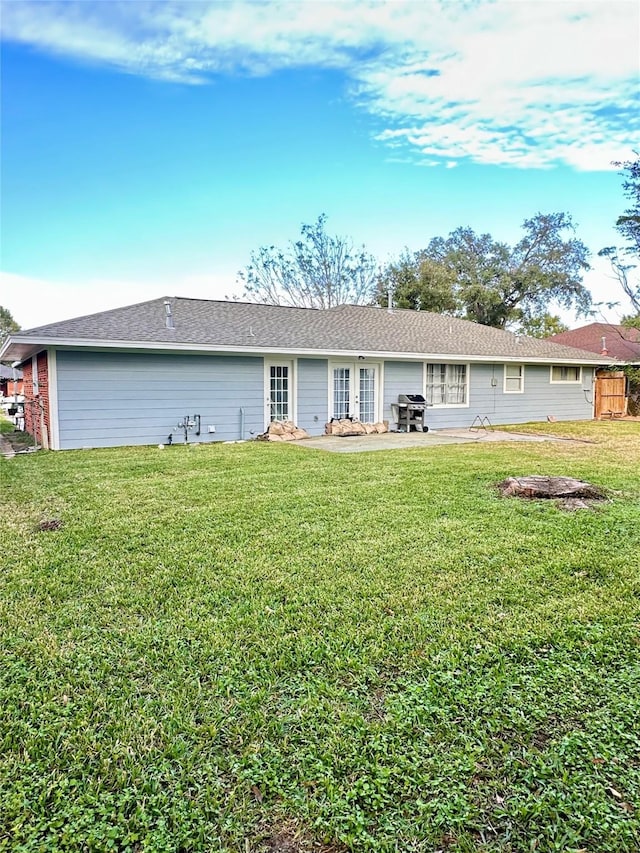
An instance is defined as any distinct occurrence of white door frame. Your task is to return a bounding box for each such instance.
[264,359,296,427]
[328,361,381,422]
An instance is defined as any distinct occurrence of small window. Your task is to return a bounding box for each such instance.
[425,363,468,406]
[504,364,524,393]
[550,365,582,383]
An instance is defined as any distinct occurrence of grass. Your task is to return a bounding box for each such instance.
[1,421,639,852]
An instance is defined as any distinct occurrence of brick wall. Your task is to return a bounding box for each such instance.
[22,352,51,448]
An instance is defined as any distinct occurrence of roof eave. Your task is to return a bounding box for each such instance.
[0,334,614,366]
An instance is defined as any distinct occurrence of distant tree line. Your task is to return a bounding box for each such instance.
[238,161,640,337]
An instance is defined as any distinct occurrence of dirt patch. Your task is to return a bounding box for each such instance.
[38,518,63,532]
[256,823,345,853]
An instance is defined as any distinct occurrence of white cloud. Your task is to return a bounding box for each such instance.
[1,0,638,169]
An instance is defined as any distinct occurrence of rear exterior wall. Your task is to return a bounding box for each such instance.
[56,350,266,449]
[52,350,594,450]
[382,361,594,429]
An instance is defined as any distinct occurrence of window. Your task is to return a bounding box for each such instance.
[504,364,524,393]
[425,363,468,406]
[550,365,582,383]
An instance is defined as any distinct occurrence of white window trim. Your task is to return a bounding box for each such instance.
[550,365,583,384]
[503,363,525,394]
[423,362,470,408]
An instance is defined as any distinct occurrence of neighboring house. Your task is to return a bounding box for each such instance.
[548,323,640,364]
[0,297,612,450]
[548,322,640,417]
[0,364,24,408]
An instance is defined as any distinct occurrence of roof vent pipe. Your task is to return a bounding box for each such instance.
[164,300,175,330]
[387,286,393,314]
[600,335,608,356]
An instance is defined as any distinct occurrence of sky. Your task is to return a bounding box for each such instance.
[1,0,638,332]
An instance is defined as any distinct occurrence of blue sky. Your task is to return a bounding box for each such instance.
[1,0,638,329]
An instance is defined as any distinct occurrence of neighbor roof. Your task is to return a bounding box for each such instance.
[0,364,23,379]
[548,322,640,363]
[0,297,611,365]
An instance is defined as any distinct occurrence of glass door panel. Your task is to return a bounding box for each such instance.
[331,363,378,422]
[268,364,290,421]
[359,367,376,423]
[332,366,351,419]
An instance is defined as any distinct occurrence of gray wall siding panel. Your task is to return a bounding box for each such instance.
[56,351,264,449]
[55,351,594,449]
[383,362,423,424]
[381,361,593,429]
[296,359,328,434]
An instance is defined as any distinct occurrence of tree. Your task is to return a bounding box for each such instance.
[0,306,20,350]
[238,214,378,308]
[622,314,640,329]
[377,213,592,330]
[376,250,457,313]
[599,155,640,315]
[518,314,569,338]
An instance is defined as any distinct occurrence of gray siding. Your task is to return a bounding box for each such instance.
[296,359,328,434]
[56,350,264,449]
[382,361,594,430]
[383,361,424,424]
[54,350,595,450]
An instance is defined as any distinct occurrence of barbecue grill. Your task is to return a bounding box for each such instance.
[396,394,430,432]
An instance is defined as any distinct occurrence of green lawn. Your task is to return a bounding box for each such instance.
[1,422,639,852]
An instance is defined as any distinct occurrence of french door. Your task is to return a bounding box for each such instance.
[331,363,379,422]
[265,361,294,425]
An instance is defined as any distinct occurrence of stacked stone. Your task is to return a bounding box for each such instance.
[259,420,310,441]
[324,420,389,436]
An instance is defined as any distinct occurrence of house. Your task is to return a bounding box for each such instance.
[0,297,612,450]
[548,322,640,417]
[548,322,640,363]
[0,364,24,410]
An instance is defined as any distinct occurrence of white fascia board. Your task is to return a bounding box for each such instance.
[1,335,612,367]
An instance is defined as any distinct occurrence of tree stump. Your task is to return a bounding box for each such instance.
[497,476,606,506]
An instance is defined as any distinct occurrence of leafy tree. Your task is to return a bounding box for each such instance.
[0,305,20,350]
[238,214,378,308]
[518,314,569,338]
[621,313,640,329]
[376,251,457,313]
[377,213,592,330]
[599,156,640,314]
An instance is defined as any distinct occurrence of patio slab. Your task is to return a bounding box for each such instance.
[292,428,569,453]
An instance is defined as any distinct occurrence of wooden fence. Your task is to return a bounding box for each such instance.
[594,371,627,419]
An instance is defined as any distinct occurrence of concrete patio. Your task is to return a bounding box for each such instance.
[293,427,574,453]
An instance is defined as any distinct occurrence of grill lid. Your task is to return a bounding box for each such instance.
[398,393,427,405]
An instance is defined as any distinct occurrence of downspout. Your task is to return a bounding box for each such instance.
[240,407,245,440]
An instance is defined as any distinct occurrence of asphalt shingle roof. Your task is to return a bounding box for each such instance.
[548,322,640,363]
[3,297,610,363]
